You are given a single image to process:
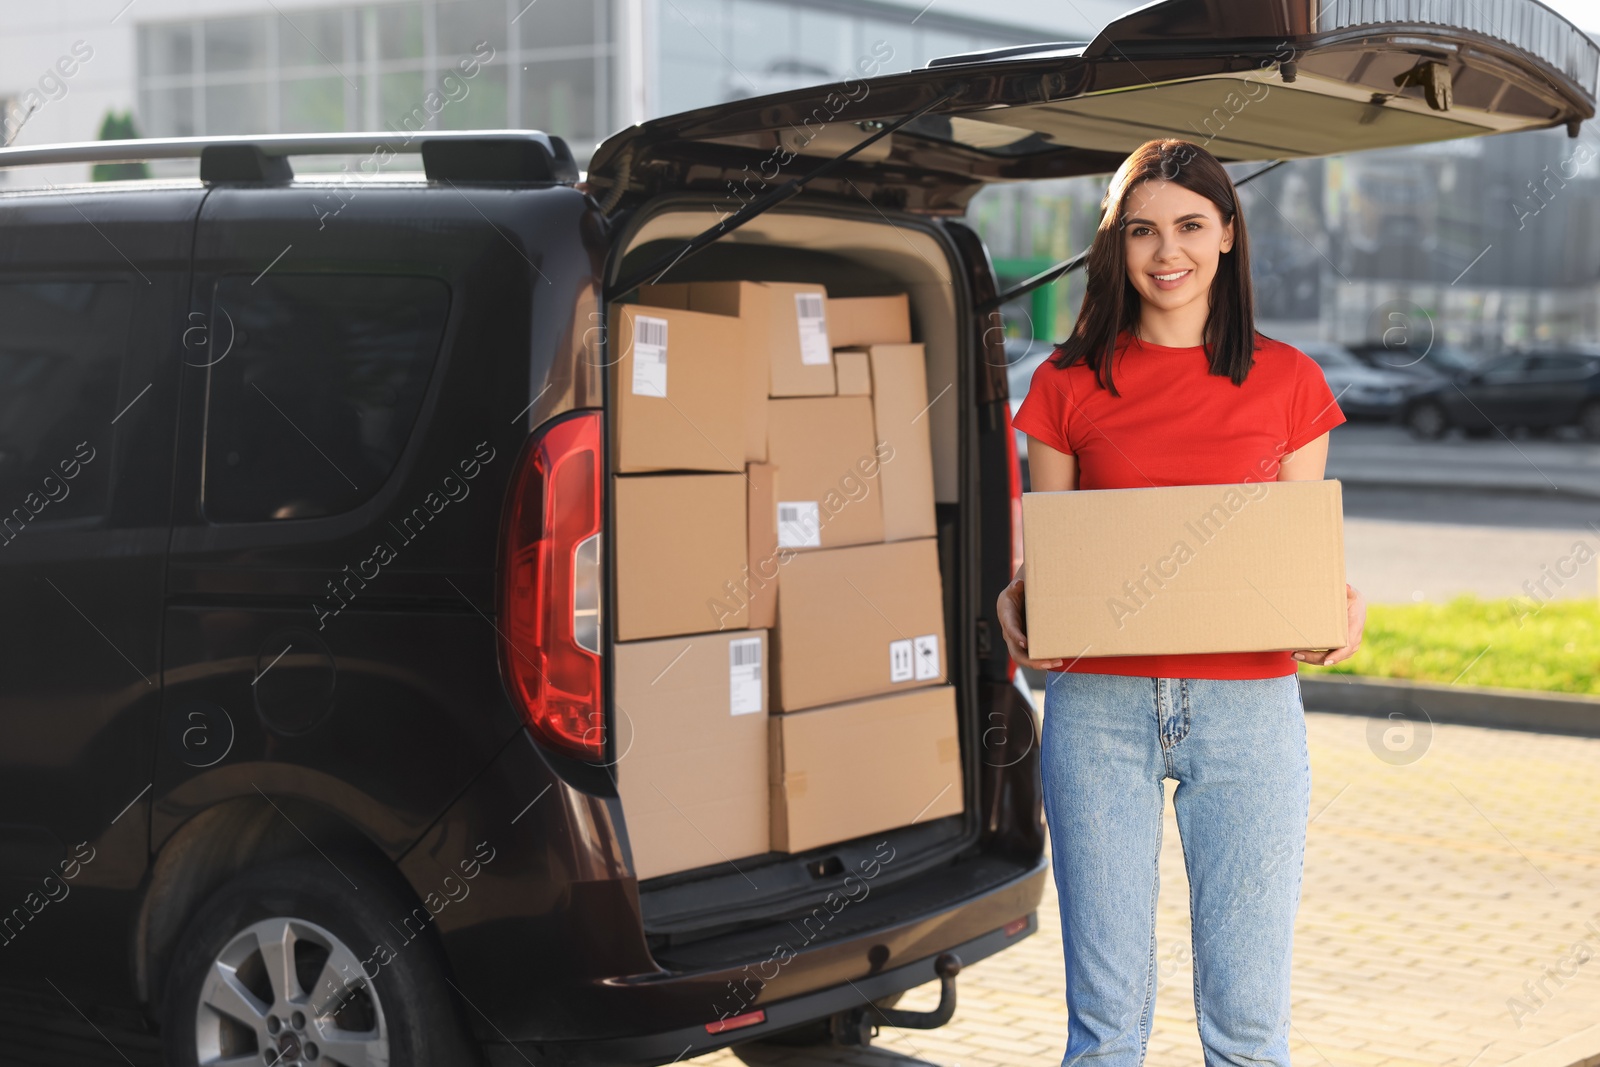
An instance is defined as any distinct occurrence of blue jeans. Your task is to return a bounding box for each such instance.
[1040,671,1311,1066]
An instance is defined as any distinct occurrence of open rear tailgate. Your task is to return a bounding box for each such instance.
[588,0,1598,213]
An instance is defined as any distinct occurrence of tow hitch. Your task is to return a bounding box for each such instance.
[830,952,962,1046]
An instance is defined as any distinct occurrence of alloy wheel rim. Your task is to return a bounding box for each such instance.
[195,915,389,1067]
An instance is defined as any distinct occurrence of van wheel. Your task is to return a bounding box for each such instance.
[1404,400,1449,440]
[1581,400,1600,441]
[161,854,483,1067]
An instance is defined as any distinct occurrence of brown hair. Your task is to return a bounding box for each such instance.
[1049,138,1267,396]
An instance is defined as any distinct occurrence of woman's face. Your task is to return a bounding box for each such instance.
[1121,178,1234,315]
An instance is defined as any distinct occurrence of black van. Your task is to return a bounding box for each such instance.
[0,2,1592,1064]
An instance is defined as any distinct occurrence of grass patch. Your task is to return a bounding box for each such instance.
[1302,592,1600,696]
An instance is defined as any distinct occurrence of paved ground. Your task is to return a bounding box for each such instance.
[1326,424,1600,500]
[695,703,1600,1067]
[1343,507,1599,604]
[1337,470,1600,604]
[1321,426,1600,605]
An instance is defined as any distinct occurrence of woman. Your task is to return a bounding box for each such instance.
[998,138,1367,1066]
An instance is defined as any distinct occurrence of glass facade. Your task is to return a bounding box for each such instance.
[133,0,1047,165]
[137,0,612,158]
[657,0,1033,116]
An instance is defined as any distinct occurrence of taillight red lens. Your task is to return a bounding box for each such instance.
[1003,405,1024,683]
[501,411,604,760]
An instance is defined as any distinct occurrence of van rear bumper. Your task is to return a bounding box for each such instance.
[484,885,1046,1067]
[398,727,1048,1062]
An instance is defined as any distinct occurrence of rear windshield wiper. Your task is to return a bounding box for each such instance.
[979,159,1288,312]
[606,86,960,300]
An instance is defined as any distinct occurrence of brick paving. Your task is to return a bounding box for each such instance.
[692,703,1600,1067]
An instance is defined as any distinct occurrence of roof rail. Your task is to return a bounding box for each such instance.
[0,130,579,184]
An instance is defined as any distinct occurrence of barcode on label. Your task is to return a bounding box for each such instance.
[728,637,763,715]
[635,317,667,347]
[776,501,821,547]
[631,314,668,397]
[795,291,831,365]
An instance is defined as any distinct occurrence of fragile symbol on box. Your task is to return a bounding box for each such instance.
[728,637,763,715]
[889,638,914,683]
[795,292,831,366]
[913,634,939,680]
[631,314,668,397]
[776,501,821,548]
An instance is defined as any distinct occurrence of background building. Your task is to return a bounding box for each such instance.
[0,0,1106,176]
[6,1,1600,354]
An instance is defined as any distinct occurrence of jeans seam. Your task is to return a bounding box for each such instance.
[1182,820,1205,1059]
[1140,795,1160,1064]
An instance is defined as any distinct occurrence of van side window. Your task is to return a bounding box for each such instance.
[202,274,450,522]
[0,281,131,527]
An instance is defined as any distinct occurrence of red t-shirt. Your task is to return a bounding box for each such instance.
[1011,329,1347,680]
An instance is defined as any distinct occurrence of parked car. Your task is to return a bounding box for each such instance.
[1296,341,1417,421]
[0,1,1592,1064]
[1346,338,1483,381]
[1401,350,1600,440]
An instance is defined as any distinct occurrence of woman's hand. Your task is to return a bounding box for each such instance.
[1292,583,1366,667]
[997,577,1065,671]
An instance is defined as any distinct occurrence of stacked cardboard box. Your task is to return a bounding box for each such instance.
[769,685,962,853]
[614,630,768,880]
[609,297,762,881]
[611,283,963,877]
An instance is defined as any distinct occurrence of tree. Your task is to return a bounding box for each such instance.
[92,110,150,181]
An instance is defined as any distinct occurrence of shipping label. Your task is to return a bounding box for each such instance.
[889,638,914,683]
[795,292,831,366]
[776,501,821,547]
[729,637,763,715]
[631,314,668,396]
[914,634,940,680]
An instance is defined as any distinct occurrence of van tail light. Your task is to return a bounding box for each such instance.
[1003,405,1024,683]
[501,411,604,760]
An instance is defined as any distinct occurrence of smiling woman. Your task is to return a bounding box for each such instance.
[995,137,1366,1067]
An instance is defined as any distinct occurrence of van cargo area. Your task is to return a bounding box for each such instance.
[605,198,990,953]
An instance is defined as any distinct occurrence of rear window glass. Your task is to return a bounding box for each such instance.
[203,274,449,523]
[0,280,131,526]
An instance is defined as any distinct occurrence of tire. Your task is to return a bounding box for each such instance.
[1582,400,1600,442]
[1462,425,1494,439]
[161,853,484,1067]
[1404,400,1449,440]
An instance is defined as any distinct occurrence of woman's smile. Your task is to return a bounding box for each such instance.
[1150,267,1192,290]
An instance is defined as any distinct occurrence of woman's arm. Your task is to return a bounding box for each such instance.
[995,436,1077,671]
[1277,431,1366,666]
